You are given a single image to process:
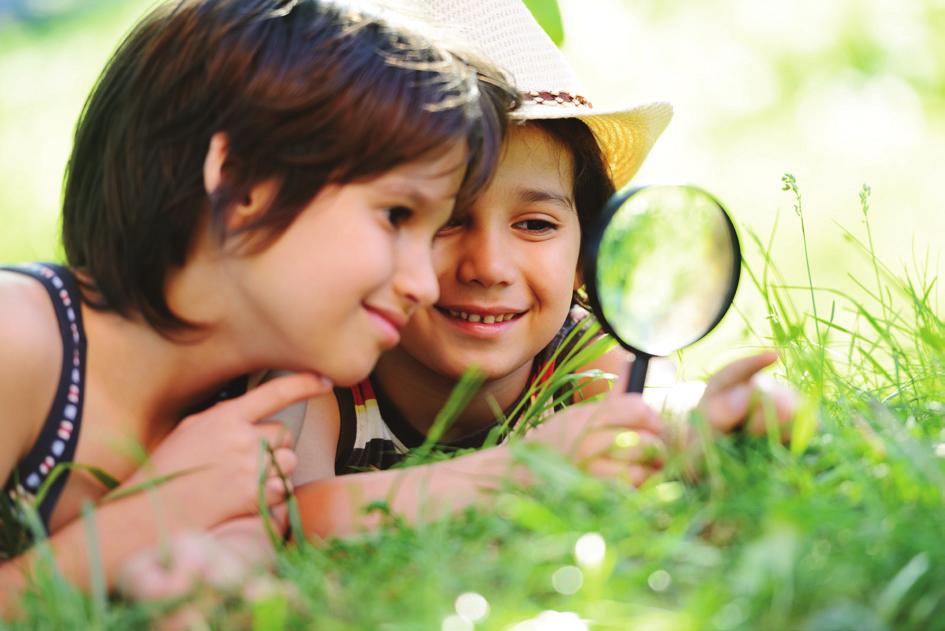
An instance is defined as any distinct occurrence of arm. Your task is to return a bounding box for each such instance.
[295,446,524,539]
[1,373,329,617]
[0,484,230,615]
[295,384,666,540]
[117,383,341,604]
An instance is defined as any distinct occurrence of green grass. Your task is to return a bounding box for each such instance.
[1,3,944,627]
[3,181,945,630]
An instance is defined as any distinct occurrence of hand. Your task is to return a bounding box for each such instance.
[121,373,330,531]
[526,364,668,486]
[117,508,288,603]
[696,351,799,440]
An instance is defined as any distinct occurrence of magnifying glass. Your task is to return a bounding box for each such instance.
[582,185,741,393]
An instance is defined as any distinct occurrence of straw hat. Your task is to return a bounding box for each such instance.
[377,0,673,187]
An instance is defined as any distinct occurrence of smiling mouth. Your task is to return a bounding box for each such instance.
[435,307,524,324]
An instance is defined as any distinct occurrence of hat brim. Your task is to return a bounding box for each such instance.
[511,101,672,188]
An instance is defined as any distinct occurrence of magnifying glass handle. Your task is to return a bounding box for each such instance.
[627,353,650,394]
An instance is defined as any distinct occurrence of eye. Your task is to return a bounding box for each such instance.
[385,205,414,228]
[513,218,558,234]
[435,214,467,236]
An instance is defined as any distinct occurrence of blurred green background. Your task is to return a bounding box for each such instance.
[1,0,942,371]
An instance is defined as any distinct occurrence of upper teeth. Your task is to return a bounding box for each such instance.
[446,309,516,323]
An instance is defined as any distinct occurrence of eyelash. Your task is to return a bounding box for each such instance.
[435,215,466,235]
[513,218,558,234]
[385,206,414,228]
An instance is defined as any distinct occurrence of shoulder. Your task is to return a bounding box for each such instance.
[0,271,64,470]
[293,390,343,485]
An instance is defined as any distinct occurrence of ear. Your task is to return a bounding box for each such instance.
[204,132,271,230]
[203,132,229,195]
[573,264,584,291]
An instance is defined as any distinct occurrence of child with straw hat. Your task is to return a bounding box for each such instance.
[289,0,798,536]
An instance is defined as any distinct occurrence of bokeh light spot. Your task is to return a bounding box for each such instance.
[552,565,583,595]
[574,533,606,568]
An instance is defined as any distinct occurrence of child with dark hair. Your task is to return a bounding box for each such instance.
[0,0,518,612]
[286,0,799,539]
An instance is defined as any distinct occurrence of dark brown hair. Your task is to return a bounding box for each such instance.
[530,118,615,263]
[62,0,516,331]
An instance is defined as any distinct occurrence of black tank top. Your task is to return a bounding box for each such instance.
[1,263,87,533]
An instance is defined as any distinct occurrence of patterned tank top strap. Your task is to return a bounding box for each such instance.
[335,378,415,473]
[1,263,88,531]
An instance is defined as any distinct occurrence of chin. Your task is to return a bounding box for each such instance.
[323,357,377,388]
[438,358,516,382]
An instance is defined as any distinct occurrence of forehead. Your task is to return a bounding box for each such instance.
[371,141,469,201]
[495,124,575,192]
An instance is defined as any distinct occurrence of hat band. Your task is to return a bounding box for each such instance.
[524,90,593,108]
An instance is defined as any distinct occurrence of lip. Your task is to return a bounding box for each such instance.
[433,304,527,339]
[364,304,406,348]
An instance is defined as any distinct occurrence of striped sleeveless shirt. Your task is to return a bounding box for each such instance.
[334,307,598,474]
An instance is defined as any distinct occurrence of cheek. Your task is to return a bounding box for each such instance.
[326,229,396,304]
[431,240,457,275]
[536,238,581,304]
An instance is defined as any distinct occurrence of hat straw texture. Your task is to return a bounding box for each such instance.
[387,0,673,187]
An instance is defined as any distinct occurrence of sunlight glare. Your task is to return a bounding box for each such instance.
[574,533,606,568]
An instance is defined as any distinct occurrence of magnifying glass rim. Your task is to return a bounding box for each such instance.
[581,183,742,358]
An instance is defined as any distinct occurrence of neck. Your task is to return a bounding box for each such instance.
[79,250,276,434]
[83,305,258,426]
[373,348,533,441]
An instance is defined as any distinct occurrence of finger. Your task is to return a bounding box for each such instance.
[627,464,656,487]
[580,430,664,467]
[268,447,298,479]
[586,458,636,482]
[264,476,290,506]
[756,376,801,422]
[610,431,666,467]
[270,502,290,533]
[745,384,799,438]
[587,459,658,487]
[597,393,666,436]
[255,421,294,449]
[703,351,779,396]
[211,373,332,424]
[699,383,754,434]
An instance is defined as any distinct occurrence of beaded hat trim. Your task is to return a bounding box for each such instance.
[524,90,593,108]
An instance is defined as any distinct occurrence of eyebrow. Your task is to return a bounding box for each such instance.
[377,181,456,209]
[515,187,576,212]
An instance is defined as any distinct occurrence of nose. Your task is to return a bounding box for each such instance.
[393,239,440,311]
[455,222,514,288]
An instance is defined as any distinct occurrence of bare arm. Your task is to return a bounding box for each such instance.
[295,383,666,540]
[0,484,220,616]
[295,445,523,539]
[0,373,329,618]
